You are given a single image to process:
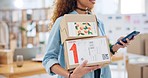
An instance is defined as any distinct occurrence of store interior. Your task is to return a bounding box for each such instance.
[0,0,148,78]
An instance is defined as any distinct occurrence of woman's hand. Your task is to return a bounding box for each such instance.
[70,60,100,78]
[117,36,130,47]
[112,36,135,52]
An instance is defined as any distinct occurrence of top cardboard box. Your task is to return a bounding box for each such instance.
[60,14,99,43]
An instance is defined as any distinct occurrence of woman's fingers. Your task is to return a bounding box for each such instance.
[85,65,100,72]
[80,60,88,67]
[119,40,126,47]
[131,36,135,40]
[72,61,101,78]
[79,60,100,72]
[118,38,131,47]
[126,38,130,45]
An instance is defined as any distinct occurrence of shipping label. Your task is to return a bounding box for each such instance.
[66,37,110,65]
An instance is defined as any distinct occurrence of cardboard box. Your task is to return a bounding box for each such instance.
[127,63,148,78]
[127,34,148,55]
[143,66,148,78]
[145,39,148,56]
[0,50,13,64]
[64,36,111,70]
[60,14,99,43]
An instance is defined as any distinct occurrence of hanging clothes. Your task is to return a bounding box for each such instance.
[0,21,9,49]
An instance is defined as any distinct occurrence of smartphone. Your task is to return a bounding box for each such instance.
[116,31,140,45]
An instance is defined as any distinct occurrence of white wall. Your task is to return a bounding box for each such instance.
[146,0,148,13]
[0,0,14,9]
[0,0,54,9]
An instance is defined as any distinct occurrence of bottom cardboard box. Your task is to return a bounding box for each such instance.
[64,36,111,70]
[127,63,148,78]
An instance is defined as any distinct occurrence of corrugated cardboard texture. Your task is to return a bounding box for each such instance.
[64,36,111,70]
[145,39,148,56]
[127,63,142,78]
[143,66,148,78]
[60,14,99,44]
[127,34,148,55]
[127,63,148,78]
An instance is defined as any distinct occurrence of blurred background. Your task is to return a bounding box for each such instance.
[0,0,148,78]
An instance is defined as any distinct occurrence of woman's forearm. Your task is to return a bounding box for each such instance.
[51,64,69,78]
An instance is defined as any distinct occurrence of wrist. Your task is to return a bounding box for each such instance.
[112,44,120,52]
[110,44,119,55]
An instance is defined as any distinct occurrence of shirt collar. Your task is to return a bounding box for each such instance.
[69,10,78,14]
[70,10,92,14]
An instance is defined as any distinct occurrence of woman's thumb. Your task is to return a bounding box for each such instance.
[80,60,88,67]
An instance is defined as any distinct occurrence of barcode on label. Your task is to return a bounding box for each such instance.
[102,54,109,60]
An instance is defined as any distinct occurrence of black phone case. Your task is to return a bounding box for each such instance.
[116,31,140,45]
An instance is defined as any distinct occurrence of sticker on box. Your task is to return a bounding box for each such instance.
[68,22,97,37]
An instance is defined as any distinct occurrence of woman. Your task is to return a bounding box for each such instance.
[42,0,130,78]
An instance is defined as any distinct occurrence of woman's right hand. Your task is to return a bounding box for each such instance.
[70,60,101,78]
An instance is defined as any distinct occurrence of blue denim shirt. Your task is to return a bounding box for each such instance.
[42,10,111,78]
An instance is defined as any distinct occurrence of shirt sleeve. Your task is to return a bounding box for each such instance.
[42,17,63,75]
[97,19,106,36]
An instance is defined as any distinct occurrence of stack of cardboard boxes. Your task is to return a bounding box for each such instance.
[127,34,148,78]
[127,34,148,56]
[60,14,111,70]
[127,63,148,78]
[127,59,148,78]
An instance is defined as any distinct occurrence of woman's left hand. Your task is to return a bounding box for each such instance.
[112,36,134,52]
[117,36,130,48]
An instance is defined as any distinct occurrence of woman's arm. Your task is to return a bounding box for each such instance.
[51,64,70,78]
[42,17,63,75]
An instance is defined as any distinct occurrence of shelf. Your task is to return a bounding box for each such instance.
[0,8,51,48]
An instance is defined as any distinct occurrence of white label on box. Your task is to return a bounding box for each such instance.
[66,37,110,65]
[67,22,98,37]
